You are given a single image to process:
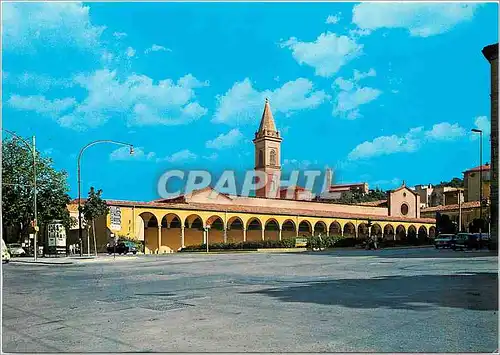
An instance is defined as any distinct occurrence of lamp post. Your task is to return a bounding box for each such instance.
[78,140,134,257]
[205,225,211,253]
[2,129,38,261]
[471,129,483,242]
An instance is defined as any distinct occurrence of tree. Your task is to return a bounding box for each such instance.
[2,137,75,244]
[435,177,464,188]
[82,187,109,256]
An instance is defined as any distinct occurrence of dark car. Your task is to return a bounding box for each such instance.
[107,241,138,255]
[453,233,481,251]
[434,234,456,249]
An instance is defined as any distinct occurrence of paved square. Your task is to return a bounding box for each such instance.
[2,248,498,352]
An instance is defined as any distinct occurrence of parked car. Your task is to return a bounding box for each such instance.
[107,240,138,255]
[7,243,26,257]
[453,233,480,251]
[434,234,456,249]
[2,239,11,263]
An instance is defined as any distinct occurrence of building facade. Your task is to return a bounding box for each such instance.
[463,164,491,202]
[482,42,498,243]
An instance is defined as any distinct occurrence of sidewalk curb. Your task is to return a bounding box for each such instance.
[8,260,74,266]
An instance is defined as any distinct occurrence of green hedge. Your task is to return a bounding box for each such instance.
[179,235,433,252]
[181,238,299,251]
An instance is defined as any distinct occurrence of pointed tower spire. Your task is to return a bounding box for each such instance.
[256,98,278,138]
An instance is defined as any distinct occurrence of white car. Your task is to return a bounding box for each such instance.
[7,243,25,257]
[2,239,11,263]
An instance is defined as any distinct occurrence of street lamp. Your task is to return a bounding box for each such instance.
[77,140,134,257]
[205,225,211,253]
[2,129,39,261]
[471,128,483,241]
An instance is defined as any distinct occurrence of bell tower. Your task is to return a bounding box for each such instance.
[253,98,282,198]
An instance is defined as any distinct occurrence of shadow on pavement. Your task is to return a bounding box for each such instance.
[241,272,498,311]
[302,248,498,259]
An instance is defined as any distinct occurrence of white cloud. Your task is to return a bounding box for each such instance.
[113,32,127,39]
[4,72,74,92]
[162,149,197,163]
[352,3,479,37]
[425,122,466,141]
[471,116,491,138]
[55,70,208,130]
[206,129,244,150]
[283,159,318,170]
[280,32,363,77]
[2,2,105,53]
[372,177,401,188]
[348,122,468,160]
[8,94,76,118]
[144,44,171,54]
[332,68,381,119]
[109,146,155,161]
[125,47,136,57]
[203,153,219,161]
[325,14,341,24]
[348,127,423,160]
[213,78,328,125]
[334,87,382,119]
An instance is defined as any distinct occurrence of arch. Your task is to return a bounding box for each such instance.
[329,221,342,236]
[227,216,244,243]
[184,214,204,247]
[281,219,296,240]
[395,225,406,241]
[298,220,312,237]
[270,149,277,166]
[139,212,159,254]
[314,221,327,236]
[407,225,417,244]
[418,225,428,239]
[429,226,437,238]
[372,223,383,237]
[159,213,183,253]
[343,222,356,237]
[206,215,224,244]
[264,219,280,241]
[383,224,395,240]
[357,223,369,240]
[246,217,263,242]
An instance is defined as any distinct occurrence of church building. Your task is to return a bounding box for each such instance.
[69,99,436,253]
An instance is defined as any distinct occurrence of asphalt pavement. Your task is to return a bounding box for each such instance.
[2,247,498,352]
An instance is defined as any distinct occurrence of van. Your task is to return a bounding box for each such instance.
[2,239,11,263]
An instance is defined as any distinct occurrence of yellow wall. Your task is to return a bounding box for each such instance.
[79,203,435,253]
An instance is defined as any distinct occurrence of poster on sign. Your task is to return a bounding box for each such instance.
[110,206,122,231]
[48,222,66,248]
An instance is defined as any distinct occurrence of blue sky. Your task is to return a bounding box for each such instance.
[2,1,498,201]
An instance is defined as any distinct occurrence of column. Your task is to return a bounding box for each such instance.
[296,226,299,238]
[326,228,330,237]
[224,228,227,243]
[157,226,162,254]
[261,228,265,241]
[203,229,207,244]
[279,227,282,241]
[181,225,185,248]
[341,228,344,237]
[312,227,316,237]
[243,228,247,242]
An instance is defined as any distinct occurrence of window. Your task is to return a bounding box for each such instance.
[401,203,409,215]
[270,149,276,166]
[258,150,263,167]
[403,192,407,197]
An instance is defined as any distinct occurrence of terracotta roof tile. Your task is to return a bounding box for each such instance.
[463,164,491,173]
[421,201,481,213]
[91,199,435,224]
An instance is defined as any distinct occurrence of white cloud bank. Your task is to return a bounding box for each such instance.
[348,120,470,160]
[280,32,363,77]
[8,70,209,131]
[213,78,328,125]
[352,3,480,37]
[206,129,244,150]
